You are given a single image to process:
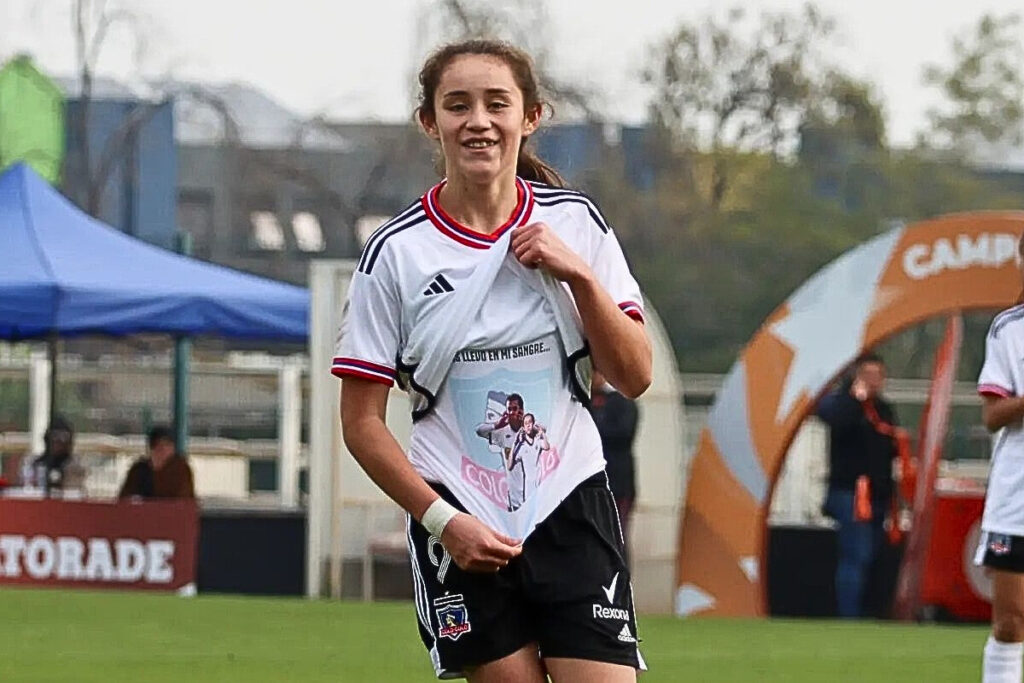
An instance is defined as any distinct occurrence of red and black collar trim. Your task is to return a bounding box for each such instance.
[422,177,535,249]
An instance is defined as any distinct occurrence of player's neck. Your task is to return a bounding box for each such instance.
[439,172,519,236]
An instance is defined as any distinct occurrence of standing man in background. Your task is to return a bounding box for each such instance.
[817,352,900,618]
[589,370,640,563]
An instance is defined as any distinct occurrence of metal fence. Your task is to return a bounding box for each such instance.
[0,349,995,604]
[0,345,307,502]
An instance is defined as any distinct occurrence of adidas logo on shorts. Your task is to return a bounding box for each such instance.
[617,624,636,643]
[422,274,454,296]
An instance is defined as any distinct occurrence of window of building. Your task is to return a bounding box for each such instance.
[291,211,325,252]
[250,211,285,251]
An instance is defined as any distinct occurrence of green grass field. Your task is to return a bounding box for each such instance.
[0,588,989,682]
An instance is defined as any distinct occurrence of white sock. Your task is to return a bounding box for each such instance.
[984,635,1024,683]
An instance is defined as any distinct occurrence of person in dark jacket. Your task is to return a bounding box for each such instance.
[21,415,86,496]
[817,352,899,618]
[118,425,195,500]
[589,369,640,562]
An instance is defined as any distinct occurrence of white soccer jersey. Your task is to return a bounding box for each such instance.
[333,177,645,539]
[477,422,518,453]
[978,305,1024,536]
[514,430,550,483]
[505,447,527,512]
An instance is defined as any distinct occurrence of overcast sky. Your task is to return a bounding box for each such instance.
[1,0,1022,146]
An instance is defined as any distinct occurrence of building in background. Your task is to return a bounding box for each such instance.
[1,64,659,287]
[54,75,178,249]
[174,83,657,284]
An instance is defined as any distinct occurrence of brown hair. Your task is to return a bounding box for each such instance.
[415,40,566,188]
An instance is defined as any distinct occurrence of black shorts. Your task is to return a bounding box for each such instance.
[976,531,1024,573]
[406,472,645,679]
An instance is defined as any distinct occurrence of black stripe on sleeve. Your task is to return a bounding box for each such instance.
[533,196,610,234]
[359,214,429,274]
[357,201,426,273]
[530,183,611,233]
[992,307,1024,339]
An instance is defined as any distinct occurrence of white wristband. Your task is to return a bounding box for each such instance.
[420,498,459,538]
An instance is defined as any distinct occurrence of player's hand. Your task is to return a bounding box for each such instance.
[495,412,509,428]
[440,513,522,573]
[511,222,588,283]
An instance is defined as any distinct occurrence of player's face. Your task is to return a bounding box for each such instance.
[424,55,540,186]
[506,400,524,430]
[523,415,534,432]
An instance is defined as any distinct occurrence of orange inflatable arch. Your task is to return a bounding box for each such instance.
[675,212,1024,617]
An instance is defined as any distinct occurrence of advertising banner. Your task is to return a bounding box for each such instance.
[0,498,198,593]
[677,214,1024,617]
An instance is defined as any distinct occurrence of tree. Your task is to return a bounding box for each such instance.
[921,13,1024,153]
[802,74,886,152]
[68,0,147,215]
[413,0,600,119]
[797,74,888,211]
[643,4,837,208]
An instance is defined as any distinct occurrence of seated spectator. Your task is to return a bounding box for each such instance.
[21,415,86,496]
[118,425,195,500]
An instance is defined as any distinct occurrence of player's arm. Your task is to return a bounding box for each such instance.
[342,378,438,516]
[978,321,1020,434]
[511,224,651,398]
[563,272,651,399]
[475,417,501,437]
[981,394,1024,432]
[341,378,521,571]
[475,412,508,437]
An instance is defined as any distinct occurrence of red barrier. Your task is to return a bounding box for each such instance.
[893,315,962,619]
[0,498,198,592]
[919,490,991,621]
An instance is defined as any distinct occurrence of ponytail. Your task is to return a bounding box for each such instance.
[517,143,566,188]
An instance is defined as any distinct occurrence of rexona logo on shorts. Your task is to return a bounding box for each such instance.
[0,534,175,583]
[902,233,1017,280]
[592,604,631,621]
[434,594,472,641]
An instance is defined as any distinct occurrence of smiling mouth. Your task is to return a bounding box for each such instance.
[463,139,498,149]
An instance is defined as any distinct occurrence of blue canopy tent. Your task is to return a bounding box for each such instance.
[0,162,309,447]
[0,162,307,340]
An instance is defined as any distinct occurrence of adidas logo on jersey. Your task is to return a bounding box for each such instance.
[617,624,636,643]
[423,273,454,296]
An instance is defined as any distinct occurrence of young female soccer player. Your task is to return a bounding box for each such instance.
[334,40,651,682]
[977,235,1024,683]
